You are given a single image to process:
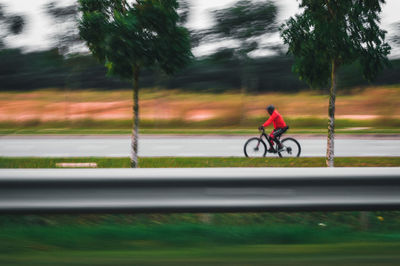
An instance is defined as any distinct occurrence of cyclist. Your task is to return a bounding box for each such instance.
[258,105,289,153]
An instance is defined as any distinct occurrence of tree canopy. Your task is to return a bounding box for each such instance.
[281,0,391,88]
[79,0,192,79]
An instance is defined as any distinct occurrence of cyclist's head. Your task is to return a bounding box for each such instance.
[266,105,275,115]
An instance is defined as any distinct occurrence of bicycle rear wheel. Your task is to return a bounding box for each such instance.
[278,138,301,158]
[244,137,267,158]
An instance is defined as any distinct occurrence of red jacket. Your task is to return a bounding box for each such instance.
[263,110,287,129]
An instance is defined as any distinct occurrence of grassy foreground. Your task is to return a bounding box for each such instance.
[1,157,400,168]
[1,156,400,265]
[1,224,400,265]
[1,243,400,266]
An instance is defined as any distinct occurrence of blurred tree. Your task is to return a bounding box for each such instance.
[78,0,192,167]
[177,0,190,25]
[210,0,278,58]
[0,4,25,49]
[281,0,391,167]
[209,0,278,90]
[46,2,83,121]
[205,0,278,124]
[46,1,83,55]
[389,22,400,48]
[177,0,202,48]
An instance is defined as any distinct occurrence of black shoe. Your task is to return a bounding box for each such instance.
[277,144,284,152]
[267,148,277,153]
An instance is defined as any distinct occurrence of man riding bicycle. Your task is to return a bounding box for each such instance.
[259,105,289,153]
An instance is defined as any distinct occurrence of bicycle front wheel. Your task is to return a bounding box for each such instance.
[278,138,301,158]
[244,137,267,158]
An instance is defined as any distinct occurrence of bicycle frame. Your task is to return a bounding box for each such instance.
[258,128,279,150]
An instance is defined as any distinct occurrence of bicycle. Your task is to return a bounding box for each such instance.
[244,127,301,158]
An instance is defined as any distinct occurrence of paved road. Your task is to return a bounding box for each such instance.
[1,136,399,157]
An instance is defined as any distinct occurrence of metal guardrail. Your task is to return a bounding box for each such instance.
[0,168,400,213]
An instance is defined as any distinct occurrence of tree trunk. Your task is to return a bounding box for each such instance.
[131,67,140,168]
[326,60,337,167]
[239,57,249,126]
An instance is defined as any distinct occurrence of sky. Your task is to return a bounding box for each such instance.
[1,0,399,57]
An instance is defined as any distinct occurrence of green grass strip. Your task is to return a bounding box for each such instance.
[1,224,400,265]
[1,244,400,266]
[1,243,400,266]
[1,157,400,168]
[0,224,399,249]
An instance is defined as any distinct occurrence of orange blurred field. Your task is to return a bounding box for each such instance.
[0,86,399,123]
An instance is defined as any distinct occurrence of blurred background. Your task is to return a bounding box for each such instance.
[1,1,400,265]
[0,0,399,135]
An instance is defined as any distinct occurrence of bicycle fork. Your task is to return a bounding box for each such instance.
[254,135,263,152]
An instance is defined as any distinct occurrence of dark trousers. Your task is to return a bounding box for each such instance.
[269,126,289,147]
